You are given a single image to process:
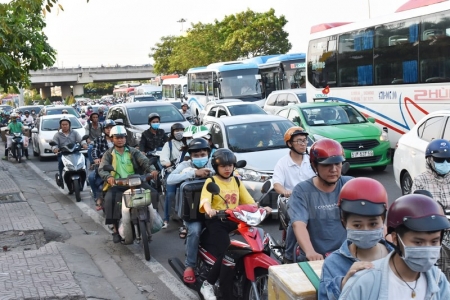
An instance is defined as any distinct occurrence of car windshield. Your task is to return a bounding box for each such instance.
[226,120,292,153]
[126,105,185,125]
[227,104,266,116]
[301,105,367,126]
[18,106,42,114]
[170,102,182,109]
[42,117,82,131]
[92,106,108,113]
[134,96,156,102]
[219,69,263,101]
[46,107,80,118]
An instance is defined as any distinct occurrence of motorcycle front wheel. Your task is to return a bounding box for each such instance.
[73,180,81,202]
[16,147,22,163]
[244,268,268,300]
[139,220,150,261]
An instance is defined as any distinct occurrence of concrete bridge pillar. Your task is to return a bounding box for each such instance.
[61,86,72,99]
[73,84,84,97]
[40,87,51,100]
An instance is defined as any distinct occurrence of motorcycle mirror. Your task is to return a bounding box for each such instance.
[103,165,115,172]
[49,141,57,146]
[82,134,89,140]
[341,162,350,175]
[261,180,272,194]
[206,182,220,195]
[413,189,433,198]
[235,160,246,168]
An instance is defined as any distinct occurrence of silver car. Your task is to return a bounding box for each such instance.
[263,88,307,115]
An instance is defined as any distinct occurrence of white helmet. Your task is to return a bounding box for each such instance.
[110,125,127,137]
[10,112,18,118]
[59,115,71,125]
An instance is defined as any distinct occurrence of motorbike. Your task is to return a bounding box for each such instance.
[103,165,156,261]
[186,116,199,125]
[8,131,29,163]
[49,136,89,202]
[169,180,278,300]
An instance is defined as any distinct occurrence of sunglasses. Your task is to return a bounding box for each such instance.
[434,157,450,163]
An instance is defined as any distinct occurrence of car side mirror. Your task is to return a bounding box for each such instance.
[31,128,38,133]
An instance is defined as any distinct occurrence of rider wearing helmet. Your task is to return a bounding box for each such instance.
[139,113,167,153]
[98,125,158,243]
[167,138,213,284]
[340,194,450,299]
[21,110,33,126]
[273,127,316,262]
[411,139,450,208]
[320,177,393,300]
[85,111,103,166]
[2,112,29,160]
[86,106,93,117]
[89,119,116,210]
[288,138,353,262]
[52,116,88,191]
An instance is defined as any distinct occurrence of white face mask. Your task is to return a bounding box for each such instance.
[398,235,441,272]
[174,132,184,141]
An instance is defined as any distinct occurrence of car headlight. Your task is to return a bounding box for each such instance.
[312,134,326,141]
[380,131,389,142]
[236,168,271,182]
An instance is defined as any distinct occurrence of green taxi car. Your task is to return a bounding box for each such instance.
[275,102,391,171]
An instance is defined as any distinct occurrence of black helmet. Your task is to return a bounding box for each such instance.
[148,113,160,124]
[171,122,185,134]
[24,110,29,114]
[188,138,210,154]
[211,148,236,174]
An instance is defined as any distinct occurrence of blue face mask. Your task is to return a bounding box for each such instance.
[150,123,160,130]
[346,227,383,250]
[192,157,208,168]
[435,160,450,175]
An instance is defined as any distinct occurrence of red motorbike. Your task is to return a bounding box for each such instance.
[169,181,279,300]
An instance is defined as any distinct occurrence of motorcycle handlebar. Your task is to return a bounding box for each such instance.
[205,210,228,219]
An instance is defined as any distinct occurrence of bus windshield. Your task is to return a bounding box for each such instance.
[219,69,262,101]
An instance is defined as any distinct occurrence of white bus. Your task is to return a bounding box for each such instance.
[134,85,162,100]
[186,61,263,116]
[307,0,450,148]
[161,77,187,102]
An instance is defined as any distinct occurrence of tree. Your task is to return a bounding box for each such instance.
[44,98,51,105]
[150,36,182,75]
[38,99,44,105]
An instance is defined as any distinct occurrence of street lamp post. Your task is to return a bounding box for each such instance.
[177,18,187,32]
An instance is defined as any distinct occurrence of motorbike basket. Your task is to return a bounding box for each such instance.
[123,188,151,208]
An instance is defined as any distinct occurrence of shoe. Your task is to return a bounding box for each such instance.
[1,156,7,160]
[200,281,216,300]
[68,190,74,195]
[178,226,187,239]
[162,221,168,229]
[112,232,122,243]
[95,198,104,211]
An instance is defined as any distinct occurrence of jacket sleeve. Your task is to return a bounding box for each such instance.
[159,141,171,165]
[139,132,146,151]
[167,162,196,185]
[135,150,155,173]
[98,151,113,181]
[319,256,344,300]
[339,269,379,300]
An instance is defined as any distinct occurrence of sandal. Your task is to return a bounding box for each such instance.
[95,198,104,211]
[179,226,187,239]
[183,267,196,284]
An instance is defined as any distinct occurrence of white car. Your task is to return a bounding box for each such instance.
[263,88,307,115]
[200,101,266,124]
[31,114,87,161]
[393,110,450,195]
[198,99,242,123]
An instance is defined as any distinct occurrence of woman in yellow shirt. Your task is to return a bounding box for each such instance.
[199,148,257,300]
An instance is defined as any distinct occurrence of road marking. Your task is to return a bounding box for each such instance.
[25,160,198,300]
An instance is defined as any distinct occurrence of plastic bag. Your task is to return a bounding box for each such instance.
[149,203,164,234]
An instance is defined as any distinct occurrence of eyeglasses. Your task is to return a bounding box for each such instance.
[291,139,308,145]
[434,157,450,163]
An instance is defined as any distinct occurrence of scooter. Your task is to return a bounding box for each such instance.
[169,181,278,300]
[103,165,157,261]
[49,136,88,202]
[8,131,29,163]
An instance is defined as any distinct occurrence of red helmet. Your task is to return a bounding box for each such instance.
[310,138,345,165]
[387,194,450,234]
[338,177,388,216]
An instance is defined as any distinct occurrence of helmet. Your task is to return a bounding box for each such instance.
[103,119,116,129]
[114,118,124,125]
[61,109,68,114]
[88,106,93,110]
[425,139,450,159]
[338,177,388,217]
[181,102,189,108]
[24,110,29,114]
[211,148,237,174]
[148,113,160,124]
[310,138,345,165]
[59,115,71,125]
[110,125,127,137]
[171,122,185,133]
[188,138,210,153]
[284,126,309,143]
[387,194,450,234]
[193,125,210,139]
[10,112,18,119]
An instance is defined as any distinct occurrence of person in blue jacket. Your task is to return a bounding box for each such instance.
[339,193,450,300]
[319,177,393,300]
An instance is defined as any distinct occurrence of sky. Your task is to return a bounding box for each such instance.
[34,0,410,68]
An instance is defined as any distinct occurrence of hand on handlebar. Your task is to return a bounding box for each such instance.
[93,159,101,165]
[195,168,211,178]
[282,189,292,198]
[305,250,324,261]
[53,148,59,154]
[206,207,217,218]
[151,170,159,181]
[107,177,115,186]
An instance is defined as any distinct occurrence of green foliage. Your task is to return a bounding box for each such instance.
[24,97,33,105]
[33,92,42,100]
[66,95,75,105]
[44,98,51,105]
[38,99,44,105]
[150,8,292,74]
[84,82,115,97]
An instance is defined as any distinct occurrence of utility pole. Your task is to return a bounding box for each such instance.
[177,18,187,33]
[368,0,371,18]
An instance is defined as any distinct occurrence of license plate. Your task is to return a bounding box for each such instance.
[351,150,374,158]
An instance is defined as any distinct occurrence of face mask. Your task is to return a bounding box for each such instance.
[435,161,450,175]
[398,235,441,272]
[174,132,184,141]
[347,227,383,250]
[151,123,160,130]
[192,157,208,168]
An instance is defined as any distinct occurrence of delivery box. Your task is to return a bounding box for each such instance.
[268,260,323,300]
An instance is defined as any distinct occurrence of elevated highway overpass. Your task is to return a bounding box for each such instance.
[29,65,156,98]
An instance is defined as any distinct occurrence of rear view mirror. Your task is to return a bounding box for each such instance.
[206,182,220,195]
[236,160,247,168]
[261,180,272,194]
[49,141,57,146]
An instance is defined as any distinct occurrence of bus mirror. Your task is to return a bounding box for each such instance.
[367,117,375,123]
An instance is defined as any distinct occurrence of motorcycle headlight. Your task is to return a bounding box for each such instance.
[380,131,389,142]
[236,168,271,182]
[127,176,142,187]
[233,210,266,226]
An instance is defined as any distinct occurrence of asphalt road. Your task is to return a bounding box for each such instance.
[25,148,402,278]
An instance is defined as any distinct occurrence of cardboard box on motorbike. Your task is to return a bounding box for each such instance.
[268,260,323,300]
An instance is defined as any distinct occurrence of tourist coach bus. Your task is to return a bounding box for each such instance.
[186,61,264,116]
[306,0,450,148]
